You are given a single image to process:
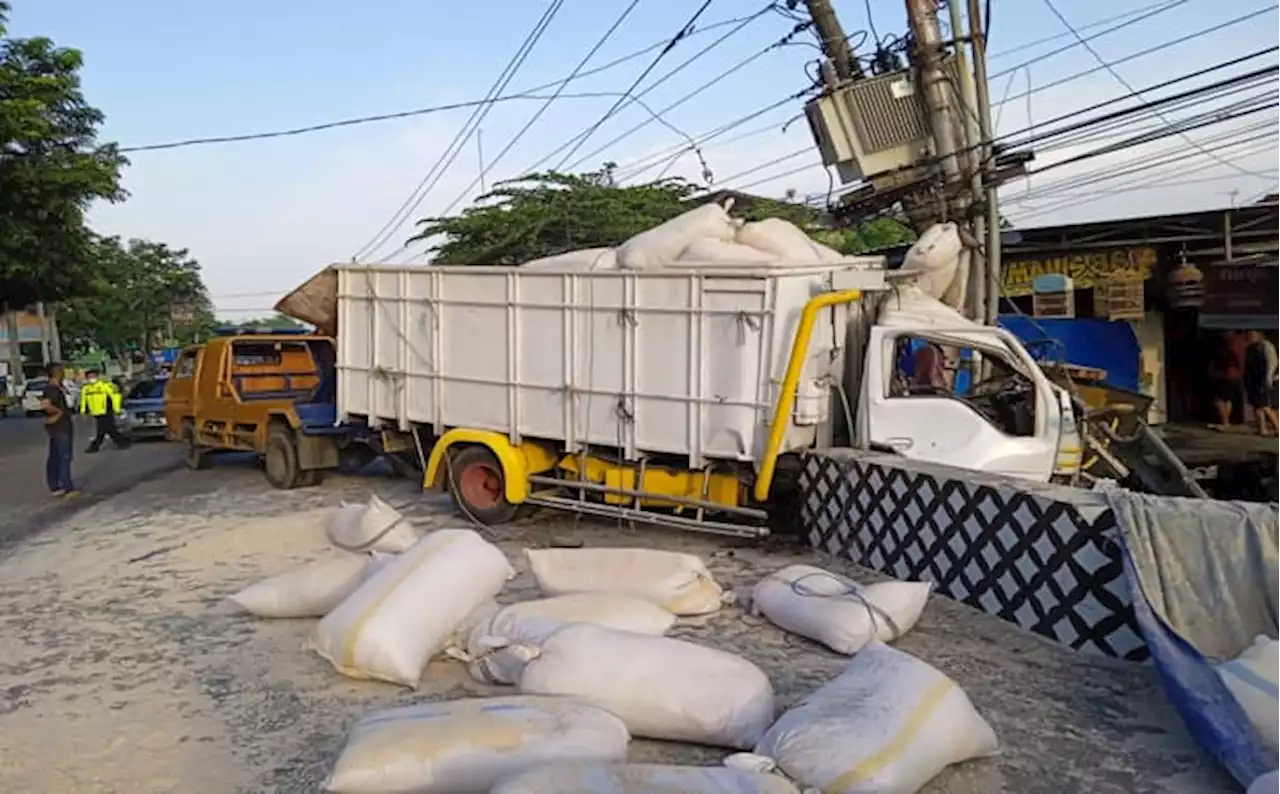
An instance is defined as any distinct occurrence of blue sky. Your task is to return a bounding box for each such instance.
[10,0,1278,315]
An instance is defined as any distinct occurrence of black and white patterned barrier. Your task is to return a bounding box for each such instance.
[800,449,1148,661]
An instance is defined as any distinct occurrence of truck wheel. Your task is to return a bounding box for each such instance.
[182,421,210,471]
[264,426,303,490]
[448,445,517,525]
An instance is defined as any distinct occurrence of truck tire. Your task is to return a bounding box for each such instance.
[264,425,305,490]
[447,445,518,525]
[182,421,211,471]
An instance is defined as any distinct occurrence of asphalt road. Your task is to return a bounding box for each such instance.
[0,410,184,546]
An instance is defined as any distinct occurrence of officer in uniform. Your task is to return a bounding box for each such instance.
[78,369,130,452]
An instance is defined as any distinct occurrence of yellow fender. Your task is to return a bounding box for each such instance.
[424,429,557,504]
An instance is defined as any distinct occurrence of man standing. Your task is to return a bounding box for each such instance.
[39,363,76,496]
[78,369,130,452]
[1243,330,1279,437]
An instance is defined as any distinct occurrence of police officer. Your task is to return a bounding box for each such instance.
[79,369,130,452]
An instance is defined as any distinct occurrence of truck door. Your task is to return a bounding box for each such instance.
[164,347,203,431]
[859,326,1063,482]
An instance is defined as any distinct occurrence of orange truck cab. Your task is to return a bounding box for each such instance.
[164,331,373,488]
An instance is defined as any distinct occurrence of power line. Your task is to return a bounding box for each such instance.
[988,0,1187,61]
[519,4,774,176]
[352,0,565,261]
[552,0,718,171]
[116,10,763,154]
[1039,0,1271,179]
[434,0,644,218]
[559,22,816,174]
[994,5,1277,109]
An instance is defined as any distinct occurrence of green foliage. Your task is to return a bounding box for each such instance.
[230,314,307,331]
[811,217,917,255]
[0,2,127,310]
[57,237,214,363]
[410,171,702,265]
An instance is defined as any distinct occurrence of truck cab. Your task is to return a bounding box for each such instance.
[163,331,347,488]
[850,287,1080,483]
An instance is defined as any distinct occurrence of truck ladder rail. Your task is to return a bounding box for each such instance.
[527,473,770,521]
[522,493,770,539]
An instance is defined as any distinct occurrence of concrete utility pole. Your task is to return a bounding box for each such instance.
[967,0,1001,325]
[947,0,987,321]
[801,0,861,81]
[906,0,972,313]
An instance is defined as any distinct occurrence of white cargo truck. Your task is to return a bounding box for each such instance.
[277,258,1079,536]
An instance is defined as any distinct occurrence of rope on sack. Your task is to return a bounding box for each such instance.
[785,570,905,641]
[329,510,412,553]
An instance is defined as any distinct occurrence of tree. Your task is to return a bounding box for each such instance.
[0,2,127,311]
[410,171,702,265]
[232,314,307,332]
[411,169,915,265]
[57,237,214,368]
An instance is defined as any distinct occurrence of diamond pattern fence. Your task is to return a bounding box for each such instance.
[800,452,1148,661]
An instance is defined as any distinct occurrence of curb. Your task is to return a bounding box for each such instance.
[0,455,185,551]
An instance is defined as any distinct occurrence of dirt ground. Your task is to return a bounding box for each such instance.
[0,464,1234,793]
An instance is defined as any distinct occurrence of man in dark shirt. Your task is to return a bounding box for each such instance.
[39,363,76,496]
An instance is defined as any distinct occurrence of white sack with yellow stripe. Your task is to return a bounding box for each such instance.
[750,565,931,655]
[524,547,726,616]
[310,529,512,687]
[489,761,803,794]
[754,642,998,794]
[517,623,775,749]
[322,696,630,793]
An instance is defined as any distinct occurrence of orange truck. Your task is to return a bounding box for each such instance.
[163,330,395,488]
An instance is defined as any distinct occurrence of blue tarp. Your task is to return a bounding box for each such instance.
[997,315,1142,392]
[1105,487,1279,789]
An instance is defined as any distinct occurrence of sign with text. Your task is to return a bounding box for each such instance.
[1200,258,1278,329]
[1001,246,1158,298]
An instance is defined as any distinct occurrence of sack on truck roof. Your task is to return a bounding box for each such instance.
[736,217,844,265]
[616,201,742,271]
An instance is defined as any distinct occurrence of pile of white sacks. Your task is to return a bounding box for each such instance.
[515,200,965,307]
[229,496,998,794]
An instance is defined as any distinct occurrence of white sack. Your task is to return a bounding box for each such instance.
[228,554,371,619]
[737,218,843,264]
[310,529,512,687]
[327,495,420,553]
[617,203,740,271]
[1218,635,1279,754]
[519,248,618,271]
[900,222,962,301]
[525,547,725,616]
[491,762,801,794]
[518,623,775,749]
[464,593,677,684]
[755,641,999,794]
[751,564,931,655]
[675,237,780,266]
[322,695,630,794]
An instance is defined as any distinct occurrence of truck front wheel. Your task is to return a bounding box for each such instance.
[447,445,517,525]
[182,421,210,471]
[265,426,306,490]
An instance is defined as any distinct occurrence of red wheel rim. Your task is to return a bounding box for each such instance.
[458,462,503,509]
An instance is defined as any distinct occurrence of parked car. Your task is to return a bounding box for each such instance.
[120,376,169,440]
[21,378,49,416]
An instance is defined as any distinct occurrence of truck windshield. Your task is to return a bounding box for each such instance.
[128,380,166,400]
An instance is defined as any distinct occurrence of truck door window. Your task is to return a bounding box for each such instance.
[889,336,1035,437]
[174,352,198,380]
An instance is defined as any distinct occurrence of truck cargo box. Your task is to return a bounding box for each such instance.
[335,261,884,469]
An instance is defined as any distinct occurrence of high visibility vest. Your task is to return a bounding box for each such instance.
[79,380,121,416]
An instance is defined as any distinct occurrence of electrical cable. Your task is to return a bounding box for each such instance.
[988,0,1181,61]
[993,5,1276,109]
[352,0,565,262]
[1039,0,1271,179]
[988,0,1192,81]
[552,0,718,171]
[520,3,775,176]
[116,11,765,155]
[434,0,644,218]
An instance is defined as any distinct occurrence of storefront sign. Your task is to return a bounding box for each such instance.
[1001,246,1158,298]
[1200,257,1278,329]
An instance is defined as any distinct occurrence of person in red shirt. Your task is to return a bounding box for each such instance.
[1209,331,1247,426]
